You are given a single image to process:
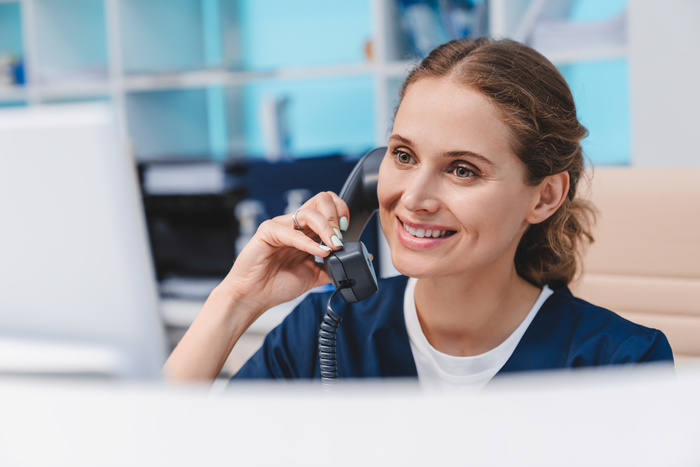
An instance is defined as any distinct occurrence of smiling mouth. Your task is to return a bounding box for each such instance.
[401,221,456,239]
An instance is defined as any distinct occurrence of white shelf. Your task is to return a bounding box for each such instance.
[36,81,112,100]
[382,59,418,79]
[0,85,26,102]
[0,1,392,156]
[542,44,629,66]
[269,62,374,81]
[123,63,376,93]
[124,69,234,92]
[2,1,637,157]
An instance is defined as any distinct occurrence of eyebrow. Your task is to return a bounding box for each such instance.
[388,134,495,169]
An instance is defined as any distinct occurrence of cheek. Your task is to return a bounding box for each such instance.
[456,185,534,235]
[377,161,401,234]
[377,159,397,208]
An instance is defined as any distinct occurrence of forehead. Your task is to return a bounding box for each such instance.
[394,78,516,159]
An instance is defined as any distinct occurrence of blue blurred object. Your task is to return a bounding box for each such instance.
[398,0,484,58]
[12,56,24,85]
[399,0,449,57]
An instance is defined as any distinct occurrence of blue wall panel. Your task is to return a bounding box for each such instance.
[561,59,630,166]
[239,0,372,70]
[242,75,375,158]
[0,3,23,57]
[126,90,210,158]
[566,0,630,166]
[35,0,108,71]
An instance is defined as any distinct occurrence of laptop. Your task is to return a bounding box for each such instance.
[0,103,167,379]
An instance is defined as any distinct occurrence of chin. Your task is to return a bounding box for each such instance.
[389,255,445,279]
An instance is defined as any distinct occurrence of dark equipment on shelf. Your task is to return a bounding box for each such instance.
[137,154,379,288]
[138,161,246,281]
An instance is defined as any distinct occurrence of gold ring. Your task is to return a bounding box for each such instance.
[292,209,304,230]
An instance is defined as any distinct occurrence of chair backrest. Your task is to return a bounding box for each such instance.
[571,167,700,362]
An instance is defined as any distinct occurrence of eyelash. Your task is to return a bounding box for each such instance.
[392,148,479,179]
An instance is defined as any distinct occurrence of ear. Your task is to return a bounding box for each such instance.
[526,172,570,225]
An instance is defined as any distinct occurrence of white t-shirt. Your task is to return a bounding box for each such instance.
[403,277,553,392]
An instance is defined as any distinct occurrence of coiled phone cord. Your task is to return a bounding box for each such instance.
[318,282,352,384]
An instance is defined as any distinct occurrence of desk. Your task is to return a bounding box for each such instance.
[1,365,698,466]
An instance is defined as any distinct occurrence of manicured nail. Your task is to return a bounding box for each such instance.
[333,227,343,241]
[319,244,332,252]
[339,216,349,231]
[331,235,343,247]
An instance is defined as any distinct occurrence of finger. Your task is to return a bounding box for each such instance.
[290,192,348,248]
[320,191,351,232]
[309,192,344,241]
[260,216,332,257]
[269,217,337,257]
[306,191,350,238]
[311,263,332,288]
[290,207,345,250]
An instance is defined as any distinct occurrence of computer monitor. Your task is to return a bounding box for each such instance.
[0,103,167,379]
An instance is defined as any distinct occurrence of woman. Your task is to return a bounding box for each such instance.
[164,38,673,388]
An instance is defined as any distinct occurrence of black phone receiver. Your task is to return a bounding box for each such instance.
[323,147,386,303]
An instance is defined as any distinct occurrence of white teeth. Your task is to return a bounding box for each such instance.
[402,222,450,238]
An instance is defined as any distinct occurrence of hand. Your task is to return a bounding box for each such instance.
[217,191,350,317]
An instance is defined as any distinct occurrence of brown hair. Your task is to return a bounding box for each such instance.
[398,37,595,289]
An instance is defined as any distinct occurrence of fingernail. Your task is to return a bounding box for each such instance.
[339,216,348,231]
[331,235,343,247]
[319,244,332,252]
[333,227,343,241]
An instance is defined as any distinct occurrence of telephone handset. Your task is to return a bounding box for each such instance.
[323,147,386,303]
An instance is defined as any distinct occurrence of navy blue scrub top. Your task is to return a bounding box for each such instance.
[233,275,673,381]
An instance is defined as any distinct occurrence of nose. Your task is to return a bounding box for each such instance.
[401,170,440,213]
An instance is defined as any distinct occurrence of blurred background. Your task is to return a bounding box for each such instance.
[1,0,699,381]
[3,0,689,163]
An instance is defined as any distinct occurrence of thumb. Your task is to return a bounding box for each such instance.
[311,262,332,289]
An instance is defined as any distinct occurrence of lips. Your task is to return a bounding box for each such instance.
[396,217,456,249]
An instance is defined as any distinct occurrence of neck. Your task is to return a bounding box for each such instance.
[413,267,541,357]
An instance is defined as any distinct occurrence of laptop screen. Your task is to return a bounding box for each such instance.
[0,103,167,379]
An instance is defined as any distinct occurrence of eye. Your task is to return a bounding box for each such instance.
[452,164,477,179]
[393,149,414,165]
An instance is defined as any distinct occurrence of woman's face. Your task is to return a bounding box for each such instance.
[377,77,542,280]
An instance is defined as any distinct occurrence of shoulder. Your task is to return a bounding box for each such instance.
[538,286,674,365]
[500,286,674,373]
[544,286,654,337]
